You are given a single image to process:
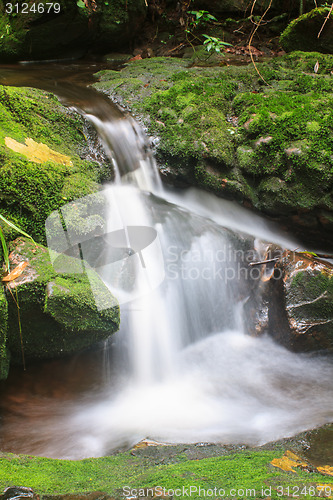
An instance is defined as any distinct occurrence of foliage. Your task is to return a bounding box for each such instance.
[0,214,34,273]
[0,446,331,497]
[187,10,217,28]
[202,34,232,53]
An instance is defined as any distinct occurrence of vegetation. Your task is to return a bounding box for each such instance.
[93,51,333,245]
[0,446,331,498]
[0,85,104,243]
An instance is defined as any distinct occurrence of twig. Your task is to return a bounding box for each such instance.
[317,1,333,39]
[249,258,279,266]
[248,0,272,86]
[6,284,26,370]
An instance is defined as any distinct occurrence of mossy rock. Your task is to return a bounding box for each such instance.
[192,0,313,15]
[5,238,120,365]
[93,53,333,246]
[269,251,333,352]
[280,8,333,54]
[0,286,9,380]
[93,0,147,52]
[0,85,104,243]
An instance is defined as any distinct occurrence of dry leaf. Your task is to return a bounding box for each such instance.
[318,466,333,477]
[314,61,319,74]
[270,450,307,473]
[5,137,72,166]
[2,261,28,282]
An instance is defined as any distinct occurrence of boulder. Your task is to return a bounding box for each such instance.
[280,8,333,54]
[4,238,120,365]
[268,250,333,352]
[0,85,106,243]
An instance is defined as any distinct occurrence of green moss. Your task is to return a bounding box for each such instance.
[280,8,333,54]
[289,270,333,319]
[92,53,333,235]
[0,285,9,380]
[0,447,331,498]
[0,86,103,243]
[5,238,120,363]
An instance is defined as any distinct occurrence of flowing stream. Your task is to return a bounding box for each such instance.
[0,64,332,459]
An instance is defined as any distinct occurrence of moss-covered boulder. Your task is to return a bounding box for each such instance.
[280,8,333,54]
[93,53,333,247]
[268,251,333,352]
[0,0,146,62]
[4,238,120,365]
[0,286,9,380]
[0,85,107,243]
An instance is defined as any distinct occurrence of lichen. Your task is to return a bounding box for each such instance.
[0,85,104,243]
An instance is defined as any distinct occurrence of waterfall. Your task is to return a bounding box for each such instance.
[52,106,331,459]
[1,76,332,459]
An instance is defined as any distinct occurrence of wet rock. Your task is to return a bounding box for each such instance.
[4,238,120,366]
[1,487,35,500]
[281,7,333,54]
[268,250,333,352]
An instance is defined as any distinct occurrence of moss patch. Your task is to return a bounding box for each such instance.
[93,52,333,242]
[0,446,332,499]
[5,238,119,364]
[0,85,103,243]
[280,8,333,54]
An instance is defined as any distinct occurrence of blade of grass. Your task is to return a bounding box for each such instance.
[0,214,36,243]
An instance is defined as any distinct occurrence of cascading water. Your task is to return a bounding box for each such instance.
[0,71,332,459]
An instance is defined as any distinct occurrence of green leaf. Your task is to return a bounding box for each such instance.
[0,215,36,244]
[76,0,86,8]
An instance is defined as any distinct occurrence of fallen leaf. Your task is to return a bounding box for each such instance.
[270,450,308,473]
[314,60,319,73]
[318,466,333,477]
[129,54,142,61]
[5,137,72,166]
[317,484,333,499]
[2,261,28,282]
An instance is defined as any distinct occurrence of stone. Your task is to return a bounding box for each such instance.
[268,250,333,352]
[4,238,120,365]
[93,53,333,248]
[280,7,333,54]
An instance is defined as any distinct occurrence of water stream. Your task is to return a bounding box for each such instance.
[0,64,332,459]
